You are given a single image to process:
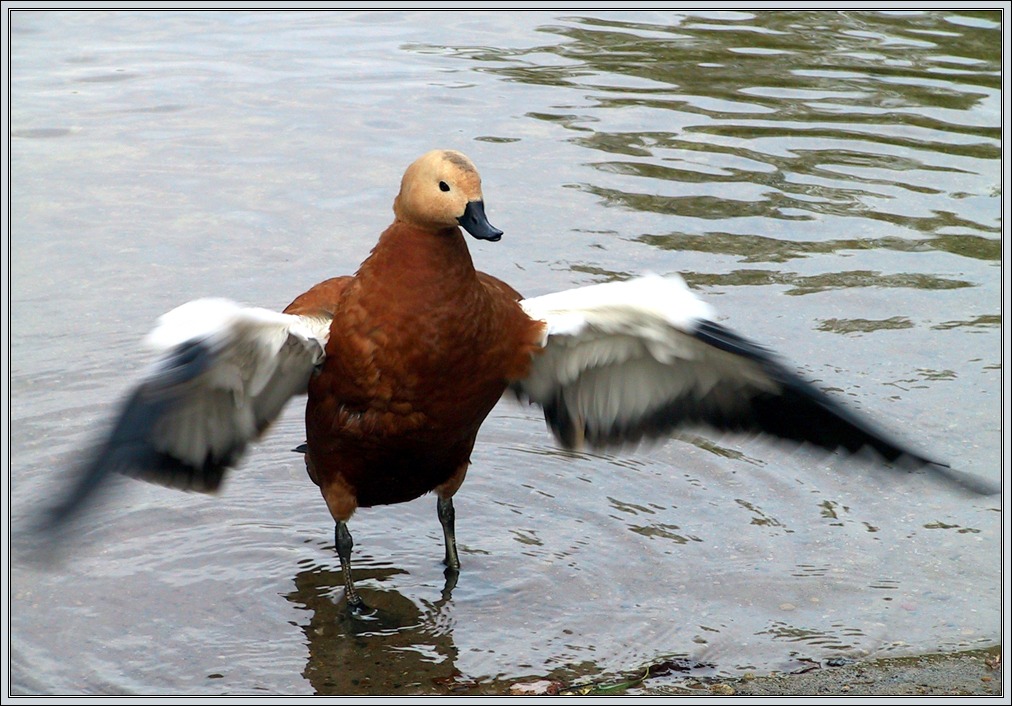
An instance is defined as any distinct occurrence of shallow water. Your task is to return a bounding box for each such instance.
[8,10,1003,696]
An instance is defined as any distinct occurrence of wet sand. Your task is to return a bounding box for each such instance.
[640,647,1003,697]
[501,646,1003,697]
[708,648,1002,697]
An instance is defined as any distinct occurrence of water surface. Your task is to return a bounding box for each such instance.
[9,10,1003,695]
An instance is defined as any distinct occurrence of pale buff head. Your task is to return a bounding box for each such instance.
[393,150,501,240]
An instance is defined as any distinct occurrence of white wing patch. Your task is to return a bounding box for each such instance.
[138,298,329,482]
[516,275,779,449]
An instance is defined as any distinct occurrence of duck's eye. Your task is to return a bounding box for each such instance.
[439,181,450,192]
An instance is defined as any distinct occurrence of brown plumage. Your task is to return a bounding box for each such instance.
[278,151,543,607]
[284,153,541,526]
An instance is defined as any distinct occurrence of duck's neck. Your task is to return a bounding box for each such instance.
[357,221,479,294]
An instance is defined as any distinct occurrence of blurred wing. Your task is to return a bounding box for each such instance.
[43,299,330,529]
[513,275,995,494]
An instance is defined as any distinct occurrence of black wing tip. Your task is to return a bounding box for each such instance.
[691,319,781,367]
[541,385,999,497]
[121,450,230,493]
[32,499,81,541]
[922,462,1000,497]
[693,321,972,479]
[37,337,241,535]
[25,451,229,570]
[35,438,233,558]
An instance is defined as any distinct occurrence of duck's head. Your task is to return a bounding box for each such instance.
[393,150,503,241]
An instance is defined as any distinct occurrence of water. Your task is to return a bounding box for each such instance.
[8,10,1003,696]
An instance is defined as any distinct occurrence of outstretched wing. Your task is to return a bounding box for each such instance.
[42,299,330,530]
[513,275,995,495]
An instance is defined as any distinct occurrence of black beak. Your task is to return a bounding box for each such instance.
[457,200,503,242]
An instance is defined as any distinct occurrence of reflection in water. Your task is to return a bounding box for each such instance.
[285,557,728,696]
[682,269,974,295]
[286,564,464,696]
[816,316,914,335]
[931,314,1000,330]
[635,232,1001,264]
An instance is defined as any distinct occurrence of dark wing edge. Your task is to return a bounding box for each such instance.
[36,308,328,538]
[512,305,997,497]
[693,321,998,495]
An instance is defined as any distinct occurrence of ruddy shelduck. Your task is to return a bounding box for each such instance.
[43,149,995,611]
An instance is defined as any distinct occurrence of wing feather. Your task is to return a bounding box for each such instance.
[513,275,994,494]
[41,299,330,530]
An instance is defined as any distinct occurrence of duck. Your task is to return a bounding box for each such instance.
[41,149,996,611]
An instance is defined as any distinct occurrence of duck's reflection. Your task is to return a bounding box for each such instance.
[285,562,469,695]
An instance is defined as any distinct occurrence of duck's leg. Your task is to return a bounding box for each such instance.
[335,520,365,611]
[437,496,460,597]
[437,496,460,571]
[435,461,468,596]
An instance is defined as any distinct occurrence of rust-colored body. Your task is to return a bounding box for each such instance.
[284,175,542,527]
